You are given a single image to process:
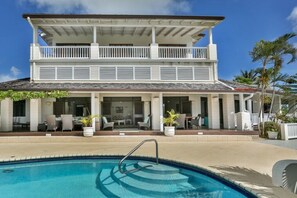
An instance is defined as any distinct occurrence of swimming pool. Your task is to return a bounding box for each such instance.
[0,156,257,198]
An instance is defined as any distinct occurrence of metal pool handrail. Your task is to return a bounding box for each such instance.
[118,139,159,174]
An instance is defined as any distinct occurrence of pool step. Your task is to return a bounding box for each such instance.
[98,169,151,198]
[135,161,180,174]
[125,163,189,184]
[98,161,196,197]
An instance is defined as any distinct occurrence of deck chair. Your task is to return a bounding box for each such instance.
[61,114,73,131]
[138,116,150,130]
[46,115,57,131]
[102,116,114,130]
[191,114,201,129]
[176,114,186,129]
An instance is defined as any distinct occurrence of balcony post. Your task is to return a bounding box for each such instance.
[150,26,158,59]
[93,26,97,43]
[152,26,156,44]
[90,26,99,59]
[208,27,213,45]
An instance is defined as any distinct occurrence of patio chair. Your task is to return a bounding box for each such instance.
[190,114,201,129]
[102,116,114,130]
[176,114,186,129]
[46,115,57,132]
[138,116,150,130]
[61,114,73,131]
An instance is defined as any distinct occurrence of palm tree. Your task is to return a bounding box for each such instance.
[250,33,296,136]
[233,69,260,85]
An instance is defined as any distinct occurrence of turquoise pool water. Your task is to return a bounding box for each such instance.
[0,157,256,198]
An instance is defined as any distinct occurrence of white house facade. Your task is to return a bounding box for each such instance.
[0,14,282,132]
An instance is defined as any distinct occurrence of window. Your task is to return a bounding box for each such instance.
[13,100,26,116]
[40,67,55,80]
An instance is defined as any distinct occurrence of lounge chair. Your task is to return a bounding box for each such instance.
[46,115,57,131]
[191,114,201,129]
[138,116,150,130]
[102,116,114,130]
[176,114,186,129]
[61,114,73,131]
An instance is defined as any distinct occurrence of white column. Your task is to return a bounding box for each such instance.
[152,26,156,44]
[93,26,97,43]
[223,94,235,129]
[94,93,101,131]
[208,27,213,44]
[247,99,252,113]
[189,95,200,116]
[0,98,13,131]
[239,93,245,112]
[144,101,150,117]
[91,92,96,131]
[33,25,38,45]
[208,94,220,129]
[30,99,41,131]
[151,94,160,130]
[91,26,99,59]
[159,92,163,132]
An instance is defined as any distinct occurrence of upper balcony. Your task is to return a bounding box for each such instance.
[25,14,224,62]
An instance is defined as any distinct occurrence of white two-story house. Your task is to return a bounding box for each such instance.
[0,14,282,132]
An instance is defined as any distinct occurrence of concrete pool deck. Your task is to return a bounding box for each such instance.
[0,135,296,197]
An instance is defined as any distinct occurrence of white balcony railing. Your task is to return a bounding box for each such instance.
[35,46,209,60]
[40,46,90,59]
[158,47,207,59]
[98,46,150,59]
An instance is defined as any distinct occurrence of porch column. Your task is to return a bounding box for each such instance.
[239,93,245,112]
[91,92,96,131]
[30,99,41,131]
[247,99,252,113]
[151,93,161,130]
[207,94,220,129]
[33,25,38,45]
[0,98,13,131]
[95,93,101,130]
[144,101,150,117]
[159,92,163,132]
[223,94,235,129]
[189,95,200,116]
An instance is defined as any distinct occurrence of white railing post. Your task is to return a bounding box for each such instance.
[90,43,99,59]
[150,44,159,59]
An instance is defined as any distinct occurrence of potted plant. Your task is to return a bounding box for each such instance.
[260,121,280,139]
[163,109,179,137]
[80,115,99,137]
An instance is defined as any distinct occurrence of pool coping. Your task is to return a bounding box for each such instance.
[0,154,259,198]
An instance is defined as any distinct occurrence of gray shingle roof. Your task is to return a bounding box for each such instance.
[0,78,255,93]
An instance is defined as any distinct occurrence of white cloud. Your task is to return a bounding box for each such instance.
[10,66,20,76]
[0,66,21,82]
[288,6,297,32]
[20,0,191,15]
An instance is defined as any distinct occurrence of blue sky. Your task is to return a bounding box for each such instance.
[0,0,296,82]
